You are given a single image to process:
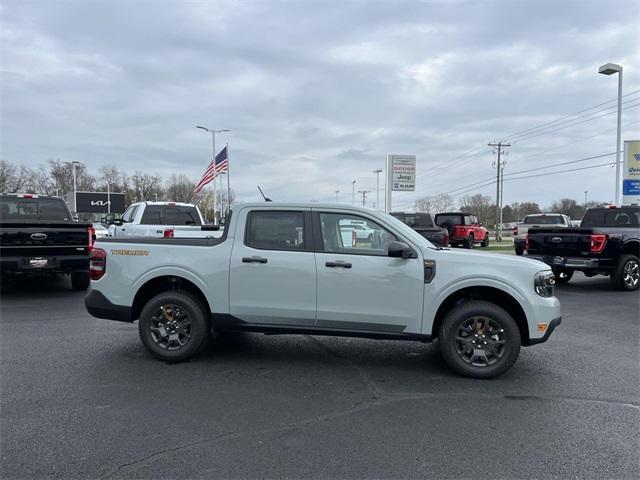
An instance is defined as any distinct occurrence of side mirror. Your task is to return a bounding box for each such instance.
[388,241,414,259]
[113,218,124,226]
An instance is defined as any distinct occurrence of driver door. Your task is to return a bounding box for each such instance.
[313,210,424,334]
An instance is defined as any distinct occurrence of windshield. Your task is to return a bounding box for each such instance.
[524,215,564,225]
[581,208,640,227]
[0,197,71,221]
[378,212,437,249]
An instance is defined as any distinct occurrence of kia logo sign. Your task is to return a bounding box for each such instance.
[30,233,48,240]
[551,236,563,243]
[90,200,110,206]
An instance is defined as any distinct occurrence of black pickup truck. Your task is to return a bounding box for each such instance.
[525,205,639,291]
[0,194,93,290]
[390,212,449,247]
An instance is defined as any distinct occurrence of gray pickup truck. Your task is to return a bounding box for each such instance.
[390,212,449,247]
[86,203,561,378]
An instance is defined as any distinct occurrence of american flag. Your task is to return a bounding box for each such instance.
[194,158,215,193]
[214,146,229,175]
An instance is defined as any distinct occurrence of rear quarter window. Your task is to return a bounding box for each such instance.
[0,197,71,221]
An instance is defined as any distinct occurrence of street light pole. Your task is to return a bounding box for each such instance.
[584,190,588,206]
[352,180,356,205]
[373,169,382,210]
[196,126,230,223]
[335,190,339,202]
[599,63,623,205]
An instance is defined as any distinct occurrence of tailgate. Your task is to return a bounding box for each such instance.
[0,222,89,257]
[526,227,593,256]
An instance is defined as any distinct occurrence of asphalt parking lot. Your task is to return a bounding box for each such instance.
[1,273,638,479]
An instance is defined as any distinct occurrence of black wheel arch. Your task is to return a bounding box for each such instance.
[431,286,530,346]
[620,240,639,257]
[132,276,211,321]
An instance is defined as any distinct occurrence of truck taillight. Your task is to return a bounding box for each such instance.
[163,229,174,238]
[88,226,96,251]
[90,248,106,280]
[590,234,608,253]
[444,232,449,246]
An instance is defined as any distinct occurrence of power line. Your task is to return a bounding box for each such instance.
[504,161,615,182]
[501,89,640,142]
[509,101,640,145]
[503,152,615,177]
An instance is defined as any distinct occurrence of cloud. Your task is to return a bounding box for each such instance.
[1,0,638,209]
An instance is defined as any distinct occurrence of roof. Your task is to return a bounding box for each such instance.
[233,202,379,211]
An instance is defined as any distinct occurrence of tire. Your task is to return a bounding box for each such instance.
[552,268,573,284]
[138,290,210,362]
[481,236,489,248]
[70,271,90,291]
[439,301,521,379]
[610,255,640,291]
[464,235,474,249]
[515,247,524,256]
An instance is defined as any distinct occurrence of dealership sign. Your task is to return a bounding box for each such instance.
[622,140,640,204]
[389,155,416,191]
[75,192,126,213]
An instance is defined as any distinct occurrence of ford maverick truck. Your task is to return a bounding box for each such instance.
[86,203,561,378]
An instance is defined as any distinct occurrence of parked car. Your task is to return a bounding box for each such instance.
[107,202,220,238]
[513,213,571,256]
[339,221,375,241]
[434,212,489,248]
[390,212,449,247]
[0,193,93,290]
[86,202,561,378]
[525,205,639,290]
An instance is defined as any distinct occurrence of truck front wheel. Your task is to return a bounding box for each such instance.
[610,255,640,291]
[439,301,521,378]
[138,290,210,362]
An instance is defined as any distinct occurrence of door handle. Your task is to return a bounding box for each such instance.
[325,261,352,268]
[242,256,268,264]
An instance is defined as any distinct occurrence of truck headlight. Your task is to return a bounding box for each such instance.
[534,271,555,297]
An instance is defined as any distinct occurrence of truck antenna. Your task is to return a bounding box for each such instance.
[257,186,272,202]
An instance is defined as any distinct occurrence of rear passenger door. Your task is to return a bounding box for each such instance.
[229,209,316,326]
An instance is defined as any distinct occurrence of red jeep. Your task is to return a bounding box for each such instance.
[434,212,489,248]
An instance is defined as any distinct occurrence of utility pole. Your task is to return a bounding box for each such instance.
[488,142,510,242]
[358,190,370,206]
[584,190,588,206]
[352,180,356,205]
[335,190,339,202]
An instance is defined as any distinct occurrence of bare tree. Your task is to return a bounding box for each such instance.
[0,160,33,193]
[165,174,199,203]
[458,194,495,225]
[128,171,163,204]
[45,160,96,196]
[414,193,454,214]
[96,165,126,193]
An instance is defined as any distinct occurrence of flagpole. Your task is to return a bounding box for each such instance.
[211,131,217,224]
[226,142,230,217]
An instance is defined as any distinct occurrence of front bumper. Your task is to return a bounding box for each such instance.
[85,289,133,323]
[527,316,562,345]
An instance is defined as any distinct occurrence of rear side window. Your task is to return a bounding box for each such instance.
[0,197,71,221]
[524,215,565,225]
[140,205,202,226]
[581,209,640,227]
[245,211,306,251]
[435,214,462,226]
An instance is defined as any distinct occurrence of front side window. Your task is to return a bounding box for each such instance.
[245,211,305,250]
[320,213,396,255]
[122,206,137,223]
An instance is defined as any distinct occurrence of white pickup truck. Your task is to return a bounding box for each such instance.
[107,201,220,238]
[86,203,561,378]
[513,213,571,256]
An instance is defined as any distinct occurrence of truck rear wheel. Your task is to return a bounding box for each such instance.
[481,236,489,248]
[138,290,210,362]
[439,301,521,379]
[610,255,640,291]
[71,271,90,291]
[465,235,474,249]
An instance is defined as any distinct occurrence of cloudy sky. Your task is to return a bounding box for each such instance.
[1,0,639,209]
